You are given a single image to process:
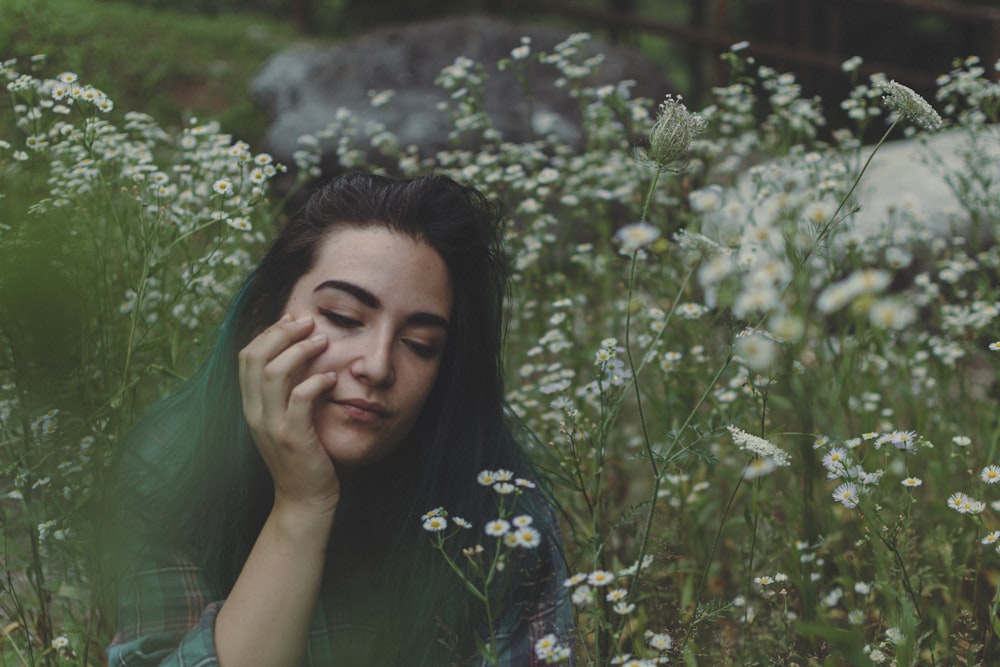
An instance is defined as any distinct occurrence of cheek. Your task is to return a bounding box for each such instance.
[400,366,442,412]
[306,345,348,376]
[293,333,351,384]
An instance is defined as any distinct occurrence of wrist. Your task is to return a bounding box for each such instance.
[268,499,337,545]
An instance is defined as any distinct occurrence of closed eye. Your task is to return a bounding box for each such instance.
[319,309,361,328]
[403,339,437,359]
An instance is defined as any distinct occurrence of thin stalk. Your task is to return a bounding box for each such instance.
[679,474,746,651]
[797,119,900,270]
[619,250,726,602]
[740,482,762,664]
[860,507,922,620]
[640,167,664,223]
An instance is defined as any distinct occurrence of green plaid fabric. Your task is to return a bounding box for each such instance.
[108,537,572,666]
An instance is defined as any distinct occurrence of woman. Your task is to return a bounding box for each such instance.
[106,173,571,666]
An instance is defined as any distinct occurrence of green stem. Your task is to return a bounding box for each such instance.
[740,481,762,664]
[680,474,745,651]
[797,118,900,270]
[627,348,732,602]
[640,167,664,223]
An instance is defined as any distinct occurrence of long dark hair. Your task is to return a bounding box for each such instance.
[111,173,556,664]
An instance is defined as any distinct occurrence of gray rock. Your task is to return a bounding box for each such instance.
[250,16,670,168]
[852,127,998,241]
[703,127,999,249]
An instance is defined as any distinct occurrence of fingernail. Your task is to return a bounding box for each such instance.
[326,371,337,379]
[279,313,292,322]
[296,316,312,325]
[310,333,325,343]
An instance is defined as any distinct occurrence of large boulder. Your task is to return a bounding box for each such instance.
[850,128,997,241]
[701,127,998,248]
[250,16,671,170]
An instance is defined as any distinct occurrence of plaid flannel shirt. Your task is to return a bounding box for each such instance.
[108,528,572,667]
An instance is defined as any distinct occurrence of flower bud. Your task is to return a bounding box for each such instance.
[646,95,707,169]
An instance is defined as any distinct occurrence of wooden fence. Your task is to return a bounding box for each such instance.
[497,0,1000,106]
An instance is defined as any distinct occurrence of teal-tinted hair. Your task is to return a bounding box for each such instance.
[110,173,561,664]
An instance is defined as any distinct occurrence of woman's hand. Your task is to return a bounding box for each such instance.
[239,314,341,517]
[217,315,338,667]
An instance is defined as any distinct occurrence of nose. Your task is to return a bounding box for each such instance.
[350,331,395,387]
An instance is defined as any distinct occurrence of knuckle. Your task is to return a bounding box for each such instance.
[261,364,283,382]
[289,382,313,402]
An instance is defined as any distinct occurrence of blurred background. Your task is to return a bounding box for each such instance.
[3,0,997,151]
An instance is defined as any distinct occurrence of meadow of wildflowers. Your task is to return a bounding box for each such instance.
[2,35,1000,666]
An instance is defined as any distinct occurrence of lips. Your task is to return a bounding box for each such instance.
[334,398,389,420]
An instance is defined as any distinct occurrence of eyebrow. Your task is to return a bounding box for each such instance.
[314,279,450,330]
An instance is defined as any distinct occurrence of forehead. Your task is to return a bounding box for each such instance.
[299,226,452,313]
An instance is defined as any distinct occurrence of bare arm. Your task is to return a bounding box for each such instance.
[215,315,340,667]
[214,503,333,667]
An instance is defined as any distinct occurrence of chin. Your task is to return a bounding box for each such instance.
[321,437,399,469]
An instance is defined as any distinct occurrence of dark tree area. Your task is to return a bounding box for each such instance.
[112,0,998,138]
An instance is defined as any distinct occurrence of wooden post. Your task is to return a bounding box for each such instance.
[291,0,313,33]
[688,0,707,104]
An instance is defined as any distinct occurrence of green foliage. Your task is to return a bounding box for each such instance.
[3,26,1000,667]
[0,0,296,141]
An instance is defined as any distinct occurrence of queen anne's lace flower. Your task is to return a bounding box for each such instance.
[727,425,791,466]
[881,80,943,130]
[645,95,707,169]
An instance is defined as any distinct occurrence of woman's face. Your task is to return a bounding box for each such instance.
[283,226,452,467]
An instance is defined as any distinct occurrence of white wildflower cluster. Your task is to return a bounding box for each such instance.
[946,492,985,515]
[473,470,541,549]
[615,221,660,253]
[815,268,920,331]
[947,462,1000,524]
[832,482,861,509]
[534,633,571,663]
[531,335,633,409]
[757,65,826,143]
[861,625,907,664]
[816,269,891,313]
[872,429,920,451]
[881,80,943,131]
[476,468,536,494]
[483,514,541,549]
[434,55,495,142]
[727,425,791,468]
[813,430,938,509]
[935,56,1000,123]
[606,629,674,667]
[421,470,539,556]
[840,70,886,128]
[734,327,779,372]
[563,555,654,621]
[1,60,281,334]
[539,32,605,94]
[420,507,453,532]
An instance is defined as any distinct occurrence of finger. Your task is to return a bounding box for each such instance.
[257,333,330,425]
[285,371,339,436]
[239,316,315,414]
[241,315,315,374]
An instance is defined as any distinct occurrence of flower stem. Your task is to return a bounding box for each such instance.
[797,118,900,270]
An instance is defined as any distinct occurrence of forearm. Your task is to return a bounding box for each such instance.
[214,504,334,667]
